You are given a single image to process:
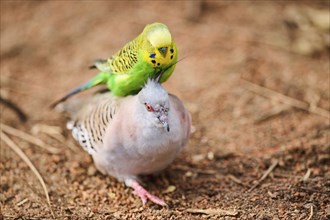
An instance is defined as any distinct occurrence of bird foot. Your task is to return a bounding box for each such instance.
[130,180,167,206]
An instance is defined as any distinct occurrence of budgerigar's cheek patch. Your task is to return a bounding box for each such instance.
[170,48,174,53]
[149,53,156,58]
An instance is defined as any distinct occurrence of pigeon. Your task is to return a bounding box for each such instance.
[61,79,191,206]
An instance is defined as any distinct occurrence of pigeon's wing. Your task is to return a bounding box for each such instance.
[66,93,122,154]
[169,94,191,146]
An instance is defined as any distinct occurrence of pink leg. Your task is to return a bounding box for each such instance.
[125,179,167,206]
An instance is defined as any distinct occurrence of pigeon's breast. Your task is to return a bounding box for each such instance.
[124,126,183,175]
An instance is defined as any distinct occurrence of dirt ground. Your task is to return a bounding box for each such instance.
[1,1,329,219]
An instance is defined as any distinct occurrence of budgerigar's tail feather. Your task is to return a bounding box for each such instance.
[50,72,111,108]
[50,81,94,108]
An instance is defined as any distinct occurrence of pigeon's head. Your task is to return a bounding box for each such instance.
[138,79,170,132]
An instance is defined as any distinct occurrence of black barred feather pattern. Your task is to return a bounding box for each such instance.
[68,96,118,154]
[110,38,139,73]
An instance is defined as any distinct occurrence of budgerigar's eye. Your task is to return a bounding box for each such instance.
[144,103,154,112]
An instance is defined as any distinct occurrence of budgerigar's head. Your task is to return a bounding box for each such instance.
[145,23,172,48]
[144,22,175,60]
[138,79,170,131]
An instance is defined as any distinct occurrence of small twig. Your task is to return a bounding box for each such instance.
[173,165,217,175]
[306,205,314,220]
[193,169,217,175]
[0,96,27,122]
[247,159,279,192]
[302,168,312,182]
[298,187,329,193]
[186,208,238,216]
[97,209,116,214]
[273,173,300,179]
[16,198,29,207]
[4,215,43,220]
[0,123,61,154]
[31,124,63,136]
[1,132,55,219]
[267,191,277,199]
[227,174,248,187]
[46,132,79,153]
[31,123,79,153]
[242,79,330,119]
[254,105,291,124]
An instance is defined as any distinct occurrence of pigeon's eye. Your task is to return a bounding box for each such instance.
[144,103,154,112]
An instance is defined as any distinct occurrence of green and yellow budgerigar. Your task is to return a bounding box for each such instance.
[53,22,178,106]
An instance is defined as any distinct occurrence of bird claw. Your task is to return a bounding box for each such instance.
[143,190,167,206]
[131,181,167,206]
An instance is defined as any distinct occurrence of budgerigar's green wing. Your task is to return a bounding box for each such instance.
[107,58,154,97]
[92,37,141,75]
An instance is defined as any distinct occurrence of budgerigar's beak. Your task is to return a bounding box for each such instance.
[158,47,168,57]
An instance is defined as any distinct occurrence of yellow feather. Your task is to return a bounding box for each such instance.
[145,23,172,47]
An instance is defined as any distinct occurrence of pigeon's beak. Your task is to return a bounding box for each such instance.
[158,114,170,132]
[164,121,170,132]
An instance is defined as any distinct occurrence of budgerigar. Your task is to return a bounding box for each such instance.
[60,79,191,206]
[52,22,178,107]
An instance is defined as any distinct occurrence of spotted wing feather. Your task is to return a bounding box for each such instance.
[109,38,140,74]
[67,94,120,154]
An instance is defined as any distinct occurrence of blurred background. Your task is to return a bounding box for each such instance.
[1,1,329,219]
